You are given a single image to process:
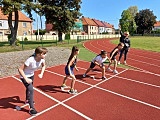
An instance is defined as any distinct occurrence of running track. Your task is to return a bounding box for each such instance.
[0,38,160,120]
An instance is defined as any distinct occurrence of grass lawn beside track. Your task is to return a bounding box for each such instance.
[111,36,160,52]
[0,36,159,69]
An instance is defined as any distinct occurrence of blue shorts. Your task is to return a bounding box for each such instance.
[65,66,74,75]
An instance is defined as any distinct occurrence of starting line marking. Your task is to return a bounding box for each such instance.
[12,76,92,120]
[11,63,160,119]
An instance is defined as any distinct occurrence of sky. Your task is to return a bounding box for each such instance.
[31,0,160,30]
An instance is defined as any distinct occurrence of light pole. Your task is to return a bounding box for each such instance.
[36,0,39,40]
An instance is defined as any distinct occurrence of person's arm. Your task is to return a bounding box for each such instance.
[18,64,32,84]
[75,65,79,71]
[38,61,46,78]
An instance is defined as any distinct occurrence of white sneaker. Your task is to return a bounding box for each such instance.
[83,74,86,77]
[113,70,118,74]
[118,61,120,65]
[107,68,113,72]
[124,61,127,64]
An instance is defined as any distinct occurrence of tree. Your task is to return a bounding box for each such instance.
[119,6,138,35]
[0,0,35,45]
[38,0,82,41]
[135,9,157,35]
[127,6,138,34]
[119,10,132,32]
[128,6,138,17]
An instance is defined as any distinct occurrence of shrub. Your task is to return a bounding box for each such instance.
[24,37,28,42]
[15,38,20,46]
[65,33,70,39]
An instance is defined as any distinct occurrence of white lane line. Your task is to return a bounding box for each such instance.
[100,40,160,62]
[45,70,93,87]
[47,68,160,111]
[12,76,92,120]
[129,58,160,68]
[96,86,160,110]
[77,66,112,76]
[101,40,160,58]
[115,76,160,88]
[130,68,160,77]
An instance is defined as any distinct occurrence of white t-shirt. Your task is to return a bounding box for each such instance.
[22,56,45,77]
[92,55,108,64]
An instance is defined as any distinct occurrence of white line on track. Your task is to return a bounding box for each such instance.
[96,86,160,110]
[46,68,160,110]
[87,40,160,75]
[99,40,160,62]
[95,40,160,68]
[115,76,160,88]
[12,76,92,120]
[101,39,160,58]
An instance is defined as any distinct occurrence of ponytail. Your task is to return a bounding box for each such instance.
[67,46,79,64]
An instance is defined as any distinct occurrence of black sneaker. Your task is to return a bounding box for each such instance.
[69,89,78,94]
[25,100,35,104]
[29,108,37,115]
[102,76,107,80]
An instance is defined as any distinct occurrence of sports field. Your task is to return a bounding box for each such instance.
[0,38,160,119]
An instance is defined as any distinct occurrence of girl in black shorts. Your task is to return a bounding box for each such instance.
[83,50,110,80]
[107,43,124,74]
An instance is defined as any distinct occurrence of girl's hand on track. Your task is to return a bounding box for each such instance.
[38,74,43,78]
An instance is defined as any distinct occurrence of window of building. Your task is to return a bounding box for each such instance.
[23,22,27,28]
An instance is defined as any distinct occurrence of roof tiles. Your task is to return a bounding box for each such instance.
[0,8,32,22]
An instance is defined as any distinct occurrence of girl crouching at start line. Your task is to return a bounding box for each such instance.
[83,50,110,80]
[61,46,79,94]
[107,43,124,74]
[18,46,48,115]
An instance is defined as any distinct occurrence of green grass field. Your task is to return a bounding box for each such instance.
[111,36,160,52]
[0,36,159,62]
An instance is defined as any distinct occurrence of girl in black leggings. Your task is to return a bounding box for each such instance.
[118,31,130,64]
[18,47,48,115]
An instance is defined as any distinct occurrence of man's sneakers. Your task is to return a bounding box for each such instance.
[83,74,86,78]
[69,89,78,94]
[29,108,37,116]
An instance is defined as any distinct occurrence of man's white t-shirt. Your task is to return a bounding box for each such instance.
[92,55,108,64]
[23,56,45,78]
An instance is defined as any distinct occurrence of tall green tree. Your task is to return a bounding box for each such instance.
[127,6,138,34]
[128,6,138,17]
[135,9,157,35]
[38,0,82,41]
[119,10,132,32]
[0,0,35,45]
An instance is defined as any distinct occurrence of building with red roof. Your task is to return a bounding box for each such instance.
[153,21,160,30]
[81,16,98,35]
[102,21,115,34]
[0,7,33,36]
[92,19,105,34]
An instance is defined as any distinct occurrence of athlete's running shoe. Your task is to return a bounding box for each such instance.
[69,89,78,94]
[29,108,37,115]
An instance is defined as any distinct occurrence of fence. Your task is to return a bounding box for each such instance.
[0,34,120,42]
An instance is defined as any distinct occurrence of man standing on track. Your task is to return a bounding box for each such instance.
[118,26,131,65]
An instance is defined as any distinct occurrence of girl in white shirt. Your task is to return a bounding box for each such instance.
[83,50,110,80]
[18,46,48,115]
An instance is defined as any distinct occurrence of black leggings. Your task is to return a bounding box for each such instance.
[118,48,129,61]
[21,76,34,109]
